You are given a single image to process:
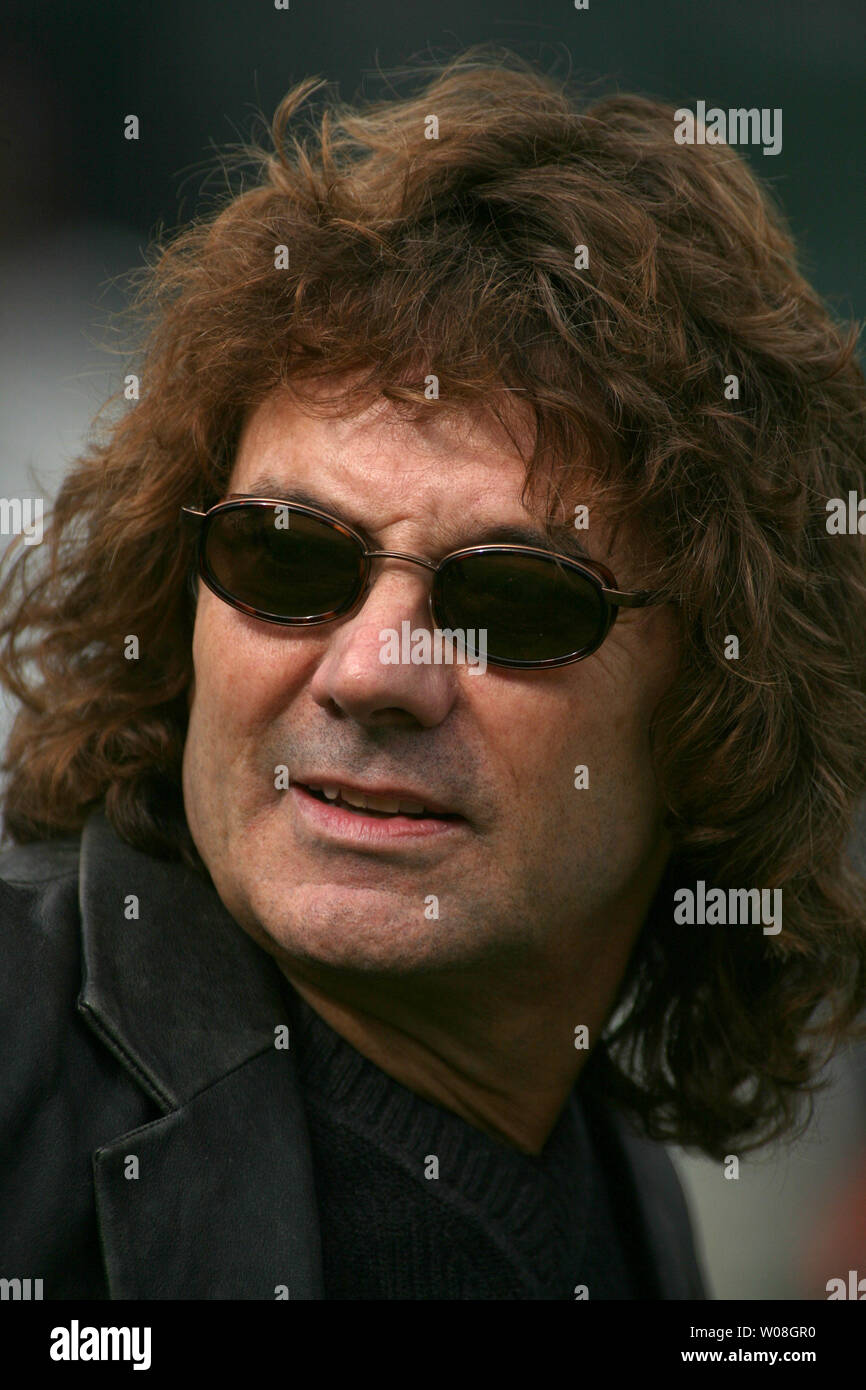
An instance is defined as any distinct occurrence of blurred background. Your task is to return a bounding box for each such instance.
[2,0,865,1299]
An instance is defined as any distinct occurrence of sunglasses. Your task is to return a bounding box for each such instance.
[180,498,664,669]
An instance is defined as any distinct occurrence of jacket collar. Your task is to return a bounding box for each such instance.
[78,807,287,1111]
[77,806,325,1299]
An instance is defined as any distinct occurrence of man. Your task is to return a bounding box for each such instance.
[1,48,865,1301]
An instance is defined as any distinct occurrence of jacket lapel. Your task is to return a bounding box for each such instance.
[604,1109,707,1299]
[77,809,324,1299]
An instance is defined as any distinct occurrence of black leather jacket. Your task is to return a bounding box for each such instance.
[0,808,707,1300]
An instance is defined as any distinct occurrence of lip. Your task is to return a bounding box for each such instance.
[291,774,459,818]
[290,780,466,845]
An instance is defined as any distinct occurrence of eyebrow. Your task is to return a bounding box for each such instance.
[226,476,593,561]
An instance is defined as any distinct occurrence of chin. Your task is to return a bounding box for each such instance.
[234,886,449,976]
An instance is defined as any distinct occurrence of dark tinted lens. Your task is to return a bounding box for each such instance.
[436,550,606,663]
[203,504,365,619]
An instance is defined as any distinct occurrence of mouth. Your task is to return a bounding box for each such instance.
[298,782,460,821]
[301,789,453,817]
[289,778,465,844]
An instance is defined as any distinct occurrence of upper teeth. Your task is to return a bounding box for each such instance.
[308,784,428,815]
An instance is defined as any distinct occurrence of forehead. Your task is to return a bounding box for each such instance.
[228,386,620,565]
[231,388,530,498]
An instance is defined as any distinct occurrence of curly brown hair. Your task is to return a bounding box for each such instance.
[2,45,865,1159]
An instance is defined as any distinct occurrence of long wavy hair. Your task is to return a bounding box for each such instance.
[3,46,866,1158]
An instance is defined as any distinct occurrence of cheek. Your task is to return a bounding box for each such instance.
[478,653,666,849]
[190,594,309,732]
[184,604,265,810]
[493,661,635,768]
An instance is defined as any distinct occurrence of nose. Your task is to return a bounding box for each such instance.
[307,559,461,728]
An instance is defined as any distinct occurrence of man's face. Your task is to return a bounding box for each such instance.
[182,386,679,993]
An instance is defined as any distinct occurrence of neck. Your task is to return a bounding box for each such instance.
[277,942,632,1155]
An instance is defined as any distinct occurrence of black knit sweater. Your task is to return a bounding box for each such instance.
[282,982,652,1300]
